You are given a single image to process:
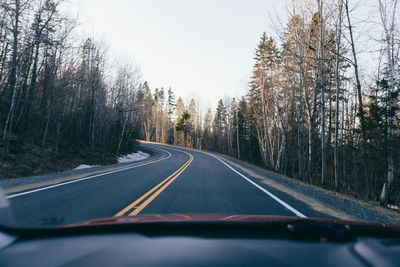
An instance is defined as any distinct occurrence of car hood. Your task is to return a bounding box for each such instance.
[63,214,400,229]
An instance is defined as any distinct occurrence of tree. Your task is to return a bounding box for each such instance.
[202,108,213,150]
[318,0,327,186]
[332,0,345,192]
[378,0,399,205]
[249,33,284,170]
[166,87,176,144]
[213,99,227,153]
[344,0,370,197]
[175,111,191,147]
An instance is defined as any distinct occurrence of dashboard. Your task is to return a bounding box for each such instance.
[0,222,400,266]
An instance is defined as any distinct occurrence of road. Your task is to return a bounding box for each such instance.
[6,143,331,228]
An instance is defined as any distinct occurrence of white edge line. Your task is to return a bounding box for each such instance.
[6,148,172,199]
[200,150,307,218]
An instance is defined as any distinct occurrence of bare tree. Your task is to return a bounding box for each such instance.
[378,0,399,205]
[334,0,344,191]
[344,0,370,197]
[318,0,327,186]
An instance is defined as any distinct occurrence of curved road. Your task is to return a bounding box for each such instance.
[6,143,330,227]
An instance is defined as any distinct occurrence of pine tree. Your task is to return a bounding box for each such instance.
[167,88,176,117]
[249,33,282,169]
[213,99,227,153]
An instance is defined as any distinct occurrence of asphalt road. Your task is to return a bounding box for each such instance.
[6,143,331,228]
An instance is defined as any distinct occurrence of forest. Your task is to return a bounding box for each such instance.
[0,0,399,207]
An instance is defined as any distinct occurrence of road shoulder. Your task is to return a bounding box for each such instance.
[212,153,399,224]
[0,145,167,195]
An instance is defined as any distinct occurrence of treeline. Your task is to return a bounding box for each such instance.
[0,0,151,175]
[242,0,399,206]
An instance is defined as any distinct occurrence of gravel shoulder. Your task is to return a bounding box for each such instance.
[0,146,165,195]
[214,152,399,224]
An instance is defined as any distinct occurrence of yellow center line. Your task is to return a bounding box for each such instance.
[129,156,193,216]
[114,148,193,217]
[113,161,188,217]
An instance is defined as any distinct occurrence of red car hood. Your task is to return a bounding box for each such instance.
[64,214,400,229]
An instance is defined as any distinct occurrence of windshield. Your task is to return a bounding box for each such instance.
[0,0,399,229]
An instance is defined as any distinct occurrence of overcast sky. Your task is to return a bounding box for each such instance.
[64,0,287,108]
[64,0,380,109]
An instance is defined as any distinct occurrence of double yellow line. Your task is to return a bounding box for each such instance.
[114,149,193,217]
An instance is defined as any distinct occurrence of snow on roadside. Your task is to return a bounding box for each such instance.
[74,164,100,170]
[117,151,150,163]
[73,151,149,170]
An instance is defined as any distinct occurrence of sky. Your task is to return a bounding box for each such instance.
[63,0,381,110]
[64,0,287,109]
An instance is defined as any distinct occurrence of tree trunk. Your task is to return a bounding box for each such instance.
[7,0,20,101]
[335,0,344,192]
[3,72,21,159]
[345,0,370,198]
[297,77,303,181]
[236,108,240,159]
[42,103,52,147]
[0,42,9,97]
[55,115,61,156]
[378,0,398,205]
[117,113,129,155]
[90,113,96,155]
[319,0,327,187]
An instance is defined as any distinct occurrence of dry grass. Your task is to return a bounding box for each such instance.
[0,143,119,180]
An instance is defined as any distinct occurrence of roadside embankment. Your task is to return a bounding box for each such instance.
[0,144,165,195]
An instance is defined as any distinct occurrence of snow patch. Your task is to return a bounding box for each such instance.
[74,164,100,170]
[117,151,150,163]
[73,151,150,170]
